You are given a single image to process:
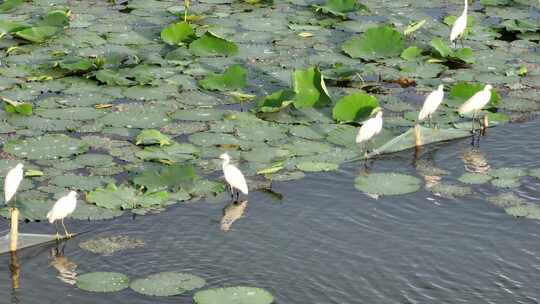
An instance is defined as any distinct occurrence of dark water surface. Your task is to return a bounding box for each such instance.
[1,121,540,304]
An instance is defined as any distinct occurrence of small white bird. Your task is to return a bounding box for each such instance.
[450,0,469,47]
[4,163,24,204]
[47,191,78,238]
[356,108,383,156]
[418,84,445,127]
[458,84,493,132]
[220,153,248,201]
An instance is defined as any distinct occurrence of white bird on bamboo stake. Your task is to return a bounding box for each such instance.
[418,84,445,127]
[450,0,469,47]
[220,153,248,201]
[356,108,383,156]
[47,191,78,239]
[4,163,23,204]
[458,84,493,132]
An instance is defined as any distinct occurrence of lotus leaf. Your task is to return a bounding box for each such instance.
[430,38,474,64]
[400,46,423,61]
[36,107,102,120]
[71,202,124,220]
[131,272,206,296]
[79,235,144,256]
[86,183,169,210]
[448,82,500,107]
[189,32,238,57]
[342,26,405,60]
[161,21,196,45]
[0,20,29,35]
[3,98,32,116]
[136,142,199,163]
[355,172,421,195]
[458,172,492,184]
[0,199,55,221]
[95,69,133,86]
[99,105,170,128]
[314,0,368,17]
[199,65,247,91]
[332,93,379,122]
[488,192,527,208]
[236,124,287,142]
[430,183,472,198]
[133,164,198,192]
[76,272,130,293]
[529,168,540,179]
[296,161,339,172]
[172,108,226,121]
[194,286,274,304]
[488,167,526,179]
[505,204,540,220]
[136,129,172,146]
[491,178,520,188]
[188,132,241,147]
[292,66,331,108]
[0,0,23,13]
[266,170,305,181]
[3,134,88,159]
[14,26,60,43]
[50,174,114,191]
[256,90,295,113]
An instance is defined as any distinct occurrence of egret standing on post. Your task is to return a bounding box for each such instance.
[47,191,78,239]
[356,108,383,157]
[418,85,444,127]
[458,84,493,133]
[220,153,248,202]
[450,0,468,47]
[4,163,23,204]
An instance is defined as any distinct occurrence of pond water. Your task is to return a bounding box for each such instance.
[1,120,539,303]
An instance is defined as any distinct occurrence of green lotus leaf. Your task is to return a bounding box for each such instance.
[86,183,169,210]
[99,105,170,128]
[314,0,368,17]
[529,168,540,179]
[3,134,88,159]
[332,92,379,122]
[14,26,60,43]
[256,89,295,113]
[430,183,472,198]
[236,124,287,142]
[38,9,70,27]
[242,147,290,163]
[189,32,238,57]
[131,272,206,296]
[199,65,247,91]
[94,69,134,86]
[79,235,144,255]
[161,21,196,45]
[505,204,540,220]
[0,0,23,13]
[3,97,32,116]
[135,142,199,163]
[58,57,96,72]
[293,66,331,108]
[488,192,527,208]
[288,125,324,140]
[76,272,130,293]
[296,161,339,172]
[355,172,422,195]
[342,25,405,60]
[136,129,172,146]
[172,108,226,121]
[266,170,305,181]
[430,38,474,64]
[488,167,526,179]
[194,286,274,304]
[50,174,114,191]
[0,20,29,34]
[71,202,124,220]
[0,199,55,221]
[448,82,500,107]
[491,178,520,188]
[133,164,198,192]
[458,172,492,184]
[188,132,241,147]
[36,107,102,120]
[501,19,538,33]
[400,46,423,61]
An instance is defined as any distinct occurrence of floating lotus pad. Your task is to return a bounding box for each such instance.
[458,172,492,184]
[342,25,405,60]
[505,204,540,220]
[130,272,206,296]
[135,129,172,146]
[429,183,473,198]
[488,167,526,179]
[487,192,527,208]
[193,286,274,304]
[491,178,520,188]
[79,235,144,256]
[76,272,130,293]
[296,161,339,172]
[355,172,422,195]
[3,134,88,160]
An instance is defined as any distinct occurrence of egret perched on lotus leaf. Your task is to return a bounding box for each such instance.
[450,0,469,47]
[4,163,23,204]
[418,84,444,127]
[356,108,383,157]
[458,84,493,132]
[220,153,248,201]
[47,191,78,239]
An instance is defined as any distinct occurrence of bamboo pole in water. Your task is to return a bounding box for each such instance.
[10,250,20,289]
[10,208,19,252]
[481,113,489,136]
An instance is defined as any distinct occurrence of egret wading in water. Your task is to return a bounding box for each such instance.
[47,191,78,239]
[418,85,444,128]
[450,0,468,48]
[356,108,383,157]
[4,163,24,204]
[458,84,493,144]
[220,153,248,202]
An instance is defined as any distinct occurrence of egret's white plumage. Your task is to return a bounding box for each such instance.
[450,0,468,43]
[356,111,383,144]
[4,163,23,203]
[47,191,77,237]
[458,84,493,115]
[220,153,248,197]
[419,85,444,122]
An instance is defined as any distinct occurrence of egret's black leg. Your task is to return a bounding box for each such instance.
[54,221,60,240]
[229,185,234,199]
[235,189,240,202]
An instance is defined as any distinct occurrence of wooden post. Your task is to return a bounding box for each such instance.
[481,113,489,136]
[10,208,19,252]
[414,124,422,159]
[10,250,20,289]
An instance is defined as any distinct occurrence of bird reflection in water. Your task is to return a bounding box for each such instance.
[220,200,248,231]
[9,250,21,304]
[49,242,78,285]
[462,148,490,174]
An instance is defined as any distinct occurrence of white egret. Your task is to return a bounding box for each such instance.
[220,153,248,201]
[458,84,493,133]
[356,108,383,156]
[450,0,468,47]
[418,84,444,127]
[47,191,78,238]
[4,163,23,204]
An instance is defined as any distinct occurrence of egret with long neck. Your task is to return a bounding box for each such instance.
[220,153,248,202]
[450,0,468,47]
